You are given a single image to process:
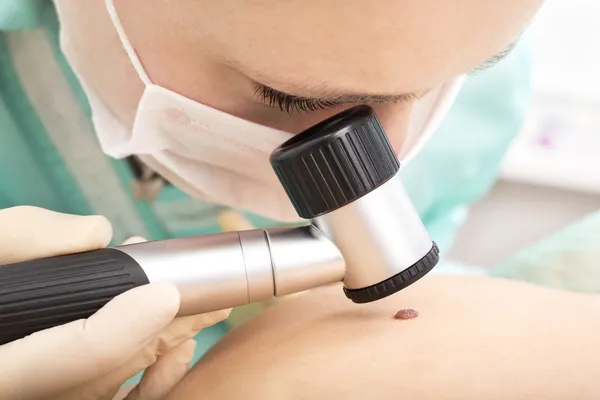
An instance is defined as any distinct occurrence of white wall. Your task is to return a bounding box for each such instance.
[448,0,600,268]
[449,181,600,268]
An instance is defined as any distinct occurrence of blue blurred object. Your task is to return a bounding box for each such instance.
[0,0,46,30]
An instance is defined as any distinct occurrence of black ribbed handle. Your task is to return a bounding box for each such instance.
[270,105,400,219]
[0,248,149,345]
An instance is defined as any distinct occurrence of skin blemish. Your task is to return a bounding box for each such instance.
[394,309,419,320]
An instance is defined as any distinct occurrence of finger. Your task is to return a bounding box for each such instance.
[0,206,112,264]
[124,339,197,400]
[170,309,232,334]
[54,351,143,400]
[0,284,180,400]
[56,309,230,400]
[218,210,254,232]
[121,236,148,245]
[113,386,135,400]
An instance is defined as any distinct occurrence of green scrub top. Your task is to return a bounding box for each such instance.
[0,0,532,369]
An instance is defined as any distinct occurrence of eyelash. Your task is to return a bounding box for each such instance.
[254,85,342,113]
[470,41,518,75]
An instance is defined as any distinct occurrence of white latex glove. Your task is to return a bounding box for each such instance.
[0,206,230,400]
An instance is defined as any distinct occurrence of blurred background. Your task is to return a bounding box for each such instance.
[0,0,599,367]
[0,0,598,273]
[450,0,600,268]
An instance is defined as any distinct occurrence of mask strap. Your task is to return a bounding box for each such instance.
[104,0,153,86]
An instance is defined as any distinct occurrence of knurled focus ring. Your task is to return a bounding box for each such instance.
[343,242,440,304]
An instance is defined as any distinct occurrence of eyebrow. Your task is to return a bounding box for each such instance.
[255,40,519,105]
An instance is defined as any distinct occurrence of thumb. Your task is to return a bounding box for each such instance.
[0,284,180,400]
[0,206,112,264]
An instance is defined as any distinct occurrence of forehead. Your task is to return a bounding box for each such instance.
[180,0,542,95]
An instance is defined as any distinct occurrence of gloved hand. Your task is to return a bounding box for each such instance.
[0,206,230,400]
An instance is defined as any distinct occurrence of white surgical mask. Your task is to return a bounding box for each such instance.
[63,0,464,222]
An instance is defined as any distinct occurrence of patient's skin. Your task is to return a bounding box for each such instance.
[167,275,600,400]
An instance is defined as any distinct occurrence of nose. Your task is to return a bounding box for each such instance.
[369,103,413,155]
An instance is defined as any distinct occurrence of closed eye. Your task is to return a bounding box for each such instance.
[254,85,343,113]
[254,84,419,114]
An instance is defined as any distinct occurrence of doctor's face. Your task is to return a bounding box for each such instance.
[56,0,543,151]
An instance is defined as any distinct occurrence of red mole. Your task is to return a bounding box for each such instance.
[394,309,419,320]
